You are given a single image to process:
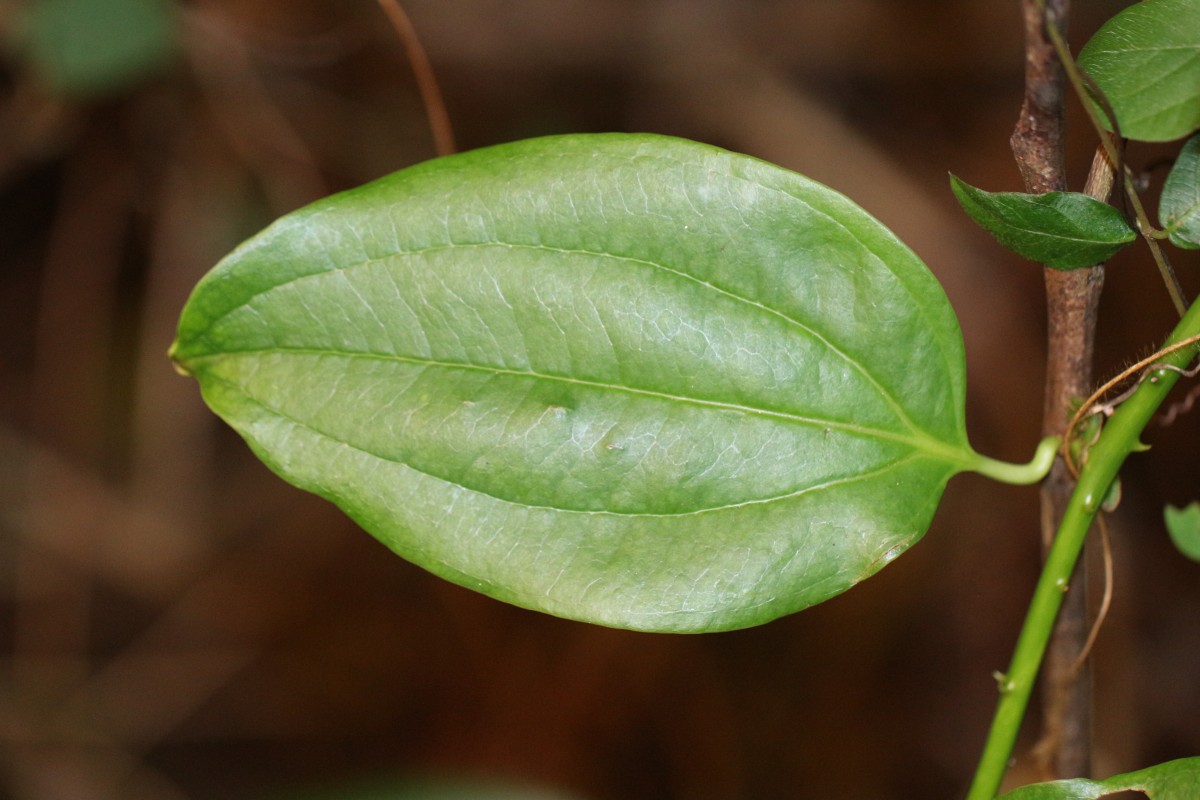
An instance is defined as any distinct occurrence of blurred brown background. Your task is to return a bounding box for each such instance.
[2,1,1198,798]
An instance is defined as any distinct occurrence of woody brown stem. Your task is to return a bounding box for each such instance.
[1011,0,1105,781]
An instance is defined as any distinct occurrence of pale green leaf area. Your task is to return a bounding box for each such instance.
[1078,0,1200,142]
[1160,134,1200,249]
[1164,501,1200,561]
[15,0,178,98]
[998,756,1200,799]
[172,133,1045,632]
[950,176,1135,270]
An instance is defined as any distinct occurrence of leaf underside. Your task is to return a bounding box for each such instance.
[1077,0,1200,142]
[171,133,975,632]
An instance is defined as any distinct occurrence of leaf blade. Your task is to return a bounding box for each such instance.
[1161,134,1200,249]
[998,756,1200,800]
[1077,0,1200,142]
[173,134,977,631]
[950,175,1135,269]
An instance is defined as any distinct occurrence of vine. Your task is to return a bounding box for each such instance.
[167,1,1200,796]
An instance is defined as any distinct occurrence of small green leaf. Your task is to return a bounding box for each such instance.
[1077,0,1200,142]
[949,175,1136,269]
[1161,135,1200,249]
[998,756,1200,799]
[14,0,178,98]
[1164,502,1200,561]
[172,134,1039,632]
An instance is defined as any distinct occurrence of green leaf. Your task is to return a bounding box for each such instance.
[1077,0,1200,142]
[1164,502,1200,561]
[14,0,178,98]
[998,756,1200,799]
[950,175,1136,270]
[1161,135,1200,249]
[270,776,578,800]
[171,133,1036,633]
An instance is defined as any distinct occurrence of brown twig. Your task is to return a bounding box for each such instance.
[1156,381,1200,426]
[1040,8,1188,316]
[375,0,456,157]
[1071,515,1114,676]
[1012,0,1105,782]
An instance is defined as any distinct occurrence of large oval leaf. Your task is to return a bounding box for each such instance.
[171,133,989,632]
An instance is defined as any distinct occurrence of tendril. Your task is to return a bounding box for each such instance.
[1063,333,1200,475]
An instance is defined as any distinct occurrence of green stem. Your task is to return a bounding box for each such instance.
[971,437,1061,486]
[965,298,1200,799]
[1122,179,1188,317]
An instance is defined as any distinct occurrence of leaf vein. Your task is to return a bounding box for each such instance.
[216,363,935,517]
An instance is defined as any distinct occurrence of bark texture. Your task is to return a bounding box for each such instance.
[1010,0,1103,781]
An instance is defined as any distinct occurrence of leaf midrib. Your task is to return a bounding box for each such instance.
[982,198,1131,246]
[192,239,927,435]
[189,345,972,469]
[206,365,952,518]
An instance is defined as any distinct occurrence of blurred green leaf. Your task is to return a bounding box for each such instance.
[172,133,989,633]
[950,175,1135,269]
[1161,135,1200,249]
[273,776,580,800]
[998,756,1200,799]
[1077,0,1200,142]
[17,0,178,98]
[1164,502,1200,561]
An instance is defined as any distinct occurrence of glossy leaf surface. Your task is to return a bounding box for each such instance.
[1161,135,1200,249]
[950,176,1135,270]
[1164,502,1200,561]
[172,133,984,632]
[998,756,1200,799]
[1077,0,1200,142]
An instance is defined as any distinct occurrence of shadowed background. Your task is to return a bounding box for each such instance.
[2,1,1198,798]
